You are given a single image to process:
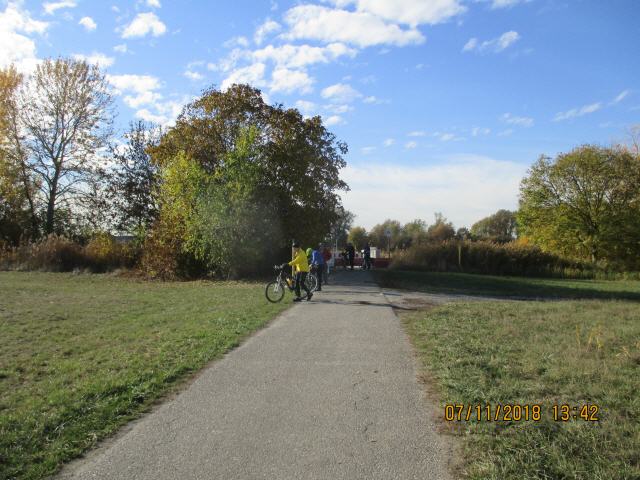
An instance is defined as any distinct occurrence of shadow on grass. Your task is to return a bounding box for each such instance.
[373,270,640,301]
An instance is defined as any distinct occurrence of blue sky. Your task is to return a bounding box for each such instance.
[2,0,638,229]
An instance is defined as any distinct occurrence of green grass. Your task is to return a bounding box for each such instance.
[402,299,640,479]
[0,272,290,480]
[374,269,640,300]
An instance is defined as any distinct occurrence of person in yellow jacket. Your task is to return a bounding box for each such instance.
[289,242,313,302]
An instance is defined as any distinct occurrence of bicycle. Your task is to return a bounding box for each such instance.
[265,264,318,303]
[307,265,319,292]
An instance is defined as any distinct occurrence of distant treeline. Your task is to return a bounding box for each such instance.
[348,143,640,274]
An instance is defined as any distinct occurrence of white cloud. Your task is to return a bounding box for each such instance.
[361,146,376,154]
[553,102,602,121]
[43,1,76,15]
[108,74,163,110]
[491,0,530,9]
[501,113,533,127]
[270,67,314,94]
[340,156,528,230]
[121,12,166,38]
[407,130,426,137]
[405,140,418,149]
[124,90,162,109]
[496,31,520,50]
[251,43,357,69]
[321,83,361,103]
[610,90,630,105]
[134,99,186,127]
[146,0,161,8]
[471,127,491,136]
[324,115,345,126]
[108,74,162,94]
[462,38,477,52]
[114,43,128,53]
[184,70,204,81]
[0,2,49,72]
[383,138,395,146]
[107,72,185,126]
[463,31,520,53]
[497,129,513,136]
[331,0,466,27]
[223,36,250,48]
[135,108,167,124]
[325,104,353,114]
[254,19,281,45]
[72,52,114,68]
[362,95,387,104]
[221,63,267,91]
[79,16,97,31]
[295,100,317,115]
[283,5,425,48]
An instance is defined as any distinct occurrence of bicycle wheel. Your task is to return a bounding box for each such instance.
[305,273,318,292]
[265,281,285,303]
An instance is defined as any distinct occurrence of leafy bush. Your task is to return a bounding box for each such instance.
[84,232,138,272]
[0,235,85,271]
[139,218,183,280]
[390,240,599,279]
[0,233,139,273]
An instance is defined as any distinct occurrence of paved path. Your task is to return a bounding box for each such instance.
[57,270,453,480]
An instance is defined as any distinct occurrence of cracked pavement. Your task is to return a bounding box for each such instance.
[56,270,453,480]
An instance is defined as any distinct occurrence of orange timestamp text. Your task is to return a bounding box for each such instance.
[444,404,600,422]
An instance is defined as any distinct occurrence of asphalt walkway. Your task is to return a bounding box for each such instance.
[57,270,453,480]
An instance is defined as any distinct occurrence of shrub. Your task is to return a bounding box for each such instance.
[0,233,139,273]
[390,240,599,279]
[0,235,85,271]
[84,232,139,272]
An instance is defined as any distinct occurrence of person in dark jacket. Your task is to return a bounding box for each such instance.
[363,242,372,270]
[346,243,355,270]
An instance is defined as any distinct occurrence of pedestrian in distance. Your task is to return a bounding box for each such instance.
[346,243,355,270]
[363,242,372,270]
[289,243,313,302]
[321,243,332,284]
[341,248,349,270]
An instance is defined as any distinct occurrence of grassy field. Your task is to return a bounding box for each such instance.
[0,272,290,480]
[390,271,640,479]
[374,269,640,301]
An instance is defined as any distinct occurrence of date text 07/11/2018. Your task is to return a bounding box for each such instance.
[444,404,600,422]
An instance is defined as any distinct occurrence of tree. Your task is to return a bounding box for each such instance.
[402,219,428,248]
[455,227,471,240]
[0,66,38,243]
[348,226,368,250]
[426,212,455,242]
[327,206,354,250]
[518,145,640,267]
[107,121,161,234]
[19,58,114,234]
[148,84,349,276]
[369,219,402,251]
[470,209,517,242]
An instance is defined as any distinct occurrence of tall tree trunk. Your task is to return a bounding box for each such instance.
[45,170,60,234]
